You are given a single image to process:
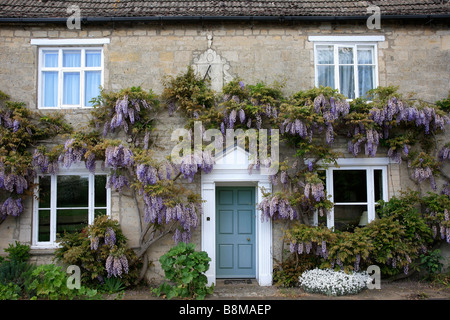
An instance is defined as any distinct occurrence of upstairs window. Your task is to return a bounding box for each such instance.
[310,36,384,100]
[38,47,103,108]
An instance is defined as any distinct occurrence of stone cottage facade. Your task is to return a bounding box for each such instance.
[0,1,449,286]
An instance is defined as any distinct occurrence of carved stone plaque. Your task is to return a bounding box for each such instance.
[193,36,233,92]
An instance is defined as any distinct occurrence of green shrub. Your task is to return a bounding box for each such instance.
[0,260,34,288]
[154,242,214,300]
[26,264,99,300]
[283,191,443,277]
[4,241,30,263]
[420,249,444,277]
[0,282,21,300]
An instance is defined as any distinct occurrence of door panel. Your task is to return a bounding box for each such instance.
[216,187,255,278]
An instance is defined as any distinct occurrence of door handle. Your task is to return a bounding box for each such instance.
[247,237,250,242]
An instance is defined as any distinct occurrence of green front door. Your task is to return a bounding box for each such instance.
[216,187,256,278]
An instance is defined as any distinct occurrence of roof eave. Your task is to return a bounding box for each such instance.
[0,14,449,24]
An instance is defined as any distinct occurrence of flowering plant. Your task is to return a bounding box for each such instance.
[55,215,140,287]
[299,268,371,296]
[0,91,71,221]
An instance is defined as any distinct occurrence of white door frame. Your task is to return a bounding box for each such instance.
[201,160,273,286]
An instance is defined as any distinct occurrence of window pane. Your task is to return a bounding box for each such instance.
[374,169,383,203]
[333,170,367,202]
[339,47,353,64]
[358,65,374,98]
[317,65,335,88]
[63,50,81,67]
[57,209,88,236]
[85,71,101,106]
[43,50,58,68]
[95,175,107,207]
[38,176,51,208]
[317,46,334,64]
[339,66,355,99]
[57,175,88,207]
[63,72,80,105]
[334,205,367,232]
[95,209,107,218]
[85,50,101,67]
[38,210,51,242]
[357,47,374,64]
[43,71,58,107]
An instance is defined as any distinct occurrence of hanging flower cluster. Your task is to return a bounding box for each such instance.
[104,144,134,191]
[290,240,330,260]
[0,109,20,132]
[99,92,154,136]
[408,153,439,190]
[58,138,88,168]
[0,161,29,219]
[103,226,129,278]
[142,192,201,243]
[178,152,214,183]
[0,168,28,195]
[347,127,381,158]
[438,144,450,162]
[32,148,59,174]
[304,181,326,202]
[370,97,449,137]
[258,194,298,222]
[105,254,129,278]
[0,197,23,218]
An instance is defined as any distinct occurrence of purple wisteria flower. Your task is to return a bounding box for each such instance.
[258,195,297,222]
[104,227,116,248]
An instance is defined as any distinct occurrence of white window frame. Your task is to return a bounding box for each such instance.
[312,158,389,230]
[37,46,104,109]
[32,163,111,249]
[310,36,384,100]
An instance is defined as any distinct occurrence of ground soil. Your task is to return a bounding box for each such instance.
[119,278,450,300]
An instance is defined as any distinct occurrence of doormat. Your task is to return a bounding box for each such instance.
[224,279,252,285]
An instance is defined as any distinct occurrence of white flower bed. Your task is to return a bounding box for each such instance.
[299,268,372,296]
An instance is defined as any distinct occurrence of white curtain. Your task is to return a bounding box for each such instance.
[357,48,374,98]
[63,50,81,67]
[85,51,101,67]
[63,72,80,105]
[85,71,101,106]
[339,48,355,99]
[317,46,335,88]
[43,71,58,107]
[44,51,58,68]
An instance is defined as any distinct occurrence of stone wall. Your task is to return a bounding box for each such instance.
[0,19,449,280]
